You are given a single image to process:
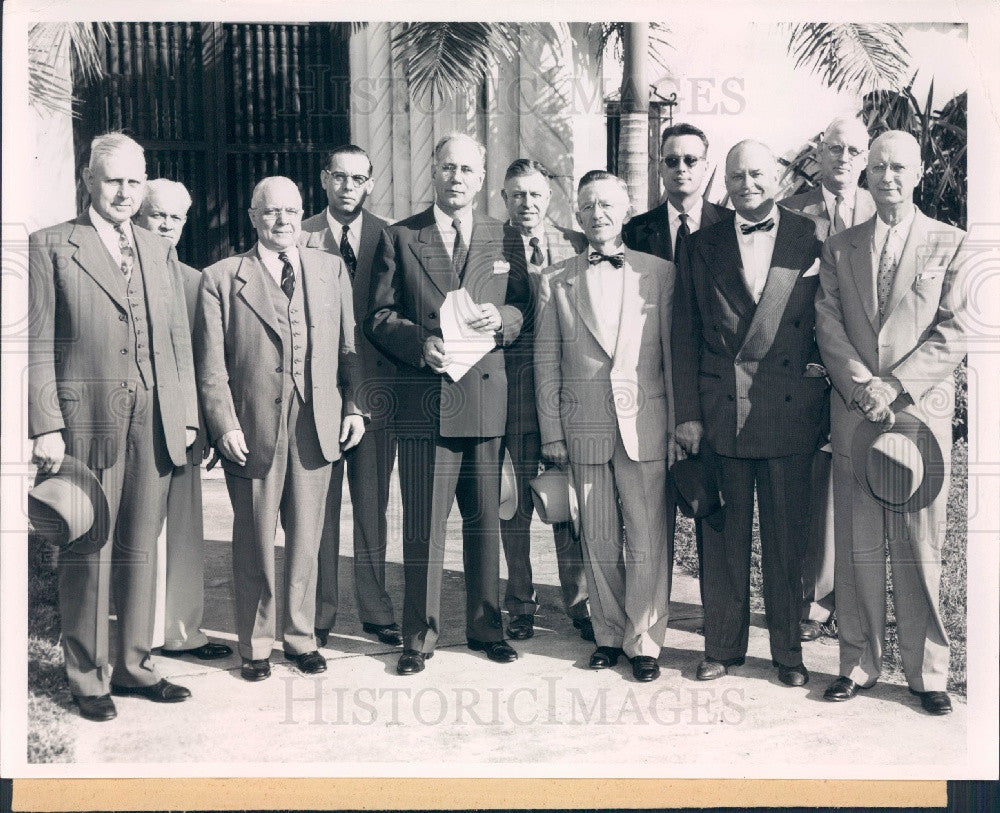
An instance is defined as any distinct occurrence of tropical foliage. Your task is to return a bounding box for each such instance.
[786,23,911,95]
[28,23,106,116]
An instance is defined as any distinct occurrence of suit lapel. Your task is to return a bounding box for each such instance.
[846,218,879,332]
[564,254,612,358]
[356,209,382,287]
[462,216,500,290]
[416,209,459,297]
[641,202,672,260]
[883,210,926,322]
[68,215,127,309]
[235,251,282,342]
[701,218,756,319]
[612,250,650,366]
[300,249,331,336]
[853,189,877,227]
[132,228,165,330]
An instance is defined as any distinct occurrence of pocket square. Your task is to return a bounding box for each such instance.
[492,260,510,275]
[801,258,821,278]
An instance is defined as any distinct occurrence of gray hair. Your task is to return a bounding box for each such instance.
[88,132,145,170]
[249,176,302,209]
[821,117,870,145]
[143,178,192,211]
[433,132,487,165]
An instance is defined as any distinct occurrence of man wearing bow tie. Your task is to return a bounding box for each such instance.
[534,170,676,682]
[195,176,365,682]
[672,141,827,687]
[299,146,401,649]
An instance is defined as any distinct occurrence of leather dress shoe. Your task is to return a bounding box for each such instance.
[588,646,624,669]
[630,655,661,682]
[314,628,330,647]
[110,678,191,703]
[573,617,596,642]
[285,650,327,674]
[73,693,117,722]
[362,622,403,646]
[910,689,952,715]
[397,649,432,675]
[696,656,745,681]
[799,620,823,641]
[506,614,534,640]
[467,638,518,663]
[240,658,271,682]
[823,676,872,701]
[160,642,233,660]
[776,662,809,687]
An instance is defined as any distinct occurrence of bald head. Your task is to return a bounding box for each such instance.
[818,117,870,192]
[725,140,779,220]
[249,176,303,251]
[867,130,922,215]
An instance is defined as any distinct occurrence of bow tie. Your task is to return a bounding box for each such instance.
[739,218,775,235]
[588,251,625,268]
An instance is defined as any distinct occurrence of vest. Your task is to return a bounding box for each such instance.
[105,246,154,390]
[265,271,312,402]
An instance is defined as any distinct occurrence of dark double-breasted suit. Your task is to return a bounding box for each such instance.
[365,207,529,652]
[29,211,198,697]
[672,208,828,667]
[623,198,729,262]
[300,209,400,633]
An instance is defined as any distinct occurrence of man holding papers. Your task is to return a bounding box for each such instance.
[366,133,530,675]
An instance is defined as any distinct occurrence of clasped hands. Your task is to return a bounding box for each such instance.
[422,302,502,374]
[852,377,902,429]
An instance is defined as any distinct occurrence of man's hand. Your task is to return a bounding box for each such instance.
[185,428,197,448]
[423,336,452,374]
[32,431,66,475]
[674,420,704,457]
[218,429,249,466]
[853,377,902,419]
[465,302,502,333]
[340,415,366,452]
[541,440,569,467]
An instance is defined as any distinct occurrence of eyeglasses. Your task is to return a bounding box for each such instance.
[662,155,704,169]
[324,170,371,187]
[251,207,303,220]
[436,163,481,178]
[824,144,866,158]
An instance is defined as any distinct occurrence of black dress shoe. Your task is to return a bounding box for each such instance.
[396,649,432,675]
[573,617,596,642]
[240,658,271,682]
[776,662,809,687]
[823,675,872,701]
[73,693,117,721]
[506,614,534,640]
[160,642,233,660]
[467,638,518,663]
[910,689,952,715]
[110,679,191,703]
[630,655,661,682]
[588,646,624,669]
[284,650,327,674]
[362,622,403,646]
[799,620,823,641]
[696,656,745,681]
[314,628,330,647]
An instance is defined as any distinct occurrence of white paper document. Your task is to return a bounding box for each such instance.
[439,289,497,382]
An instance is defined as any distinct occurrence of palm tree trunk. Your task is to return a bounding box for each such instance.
[618,22,649,210]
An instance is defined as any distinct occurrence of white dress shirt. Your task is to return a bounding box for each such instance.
[872,206,916,276]
[433,204,473,261]
[821,185,856,230]
[89,205,135,269]
[256,241,301,289]
[518,226,548,268]
[667,196,704,250]
[585,250,626,354]
[326,208,363,257]
[734,205,779,303]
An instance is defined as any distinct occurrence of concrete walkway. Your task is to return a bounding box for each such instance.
[70,476,967,771]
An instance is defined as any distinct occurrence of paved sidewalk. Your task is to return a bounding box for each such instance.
[71,476,967,770]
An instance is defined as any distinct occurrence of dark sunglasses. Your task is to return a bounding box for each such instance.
[662,154,704,169]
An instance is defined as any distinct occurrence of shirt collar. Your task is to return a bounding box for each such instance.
[90,205,133,245]
[512,222,546,248]
[821,184,856,219]
[434,204,473,237]
[734,203,779,237]
[326,208,363,244]
[873,206,916,246]
[256,241,299,275]
[667,197,704,228]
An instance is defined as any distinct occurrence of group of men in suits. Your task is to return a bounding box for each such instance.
[29,112,966,719]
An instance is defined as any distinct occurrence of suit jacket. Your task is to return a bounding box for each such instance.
[299,208,396,430]
[365,207,530,438]
[534,247,676,464]
[672,208,828,459]
[195,246,363,479]
[781,184,877,241]
[815,209,967,456]
[623,198,729,262]
[28,213,197,469]
[504,221,588,435]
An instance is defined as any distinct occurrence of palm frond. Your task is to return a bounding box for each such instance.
[786,23,910,94]
[28,22,108,116]
[596,22,673,74]
[329,22,369,41]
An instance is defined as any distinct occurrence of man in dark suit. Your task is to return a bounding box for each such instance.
[366,133,530,675]
[498,158,591,643]
[195,176,365,682]
[29,133,199,721]
[781,116,876,642]
[134,179,233,663]
[299,145,401,648]
[672,140,828,687]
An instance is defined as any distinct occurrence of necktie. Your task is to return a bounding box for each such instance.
[115,223,134,279]
[452,218,468,279]
[588,251,625,268]
[339,224,357,277]
[529,236,545,266]
[739,217,775,235]
[832,194,848,235]
[876,231,897,319]
[675,212,691,259]
[278,251,295,300]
